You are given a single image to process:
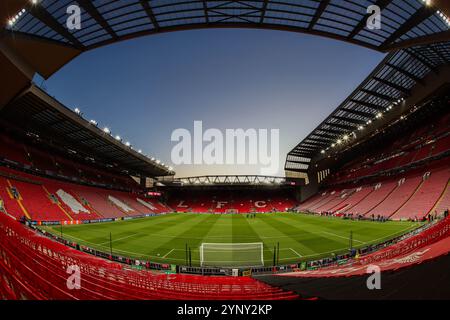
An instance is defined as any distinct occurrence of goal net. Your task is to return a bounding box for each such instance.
[199,242,264,267]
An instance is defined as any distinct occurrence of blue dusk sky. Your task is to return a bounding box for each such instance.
[37,28,385,177]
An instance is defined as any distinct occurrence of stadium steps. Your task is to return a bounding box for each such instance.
[108,196,133,217]
[392,173,450,220]
[308,191,339,211]
[114,193,156,214]
[430,181,450,216]
[73,189,125,218]
[299,193,331,211]
[432,135,450,156]
[0,178,25,219]
[348,181,397,216]
[316,189,354,213]
[69,189,105,219]
[11,180,71,221]
[365,176,422,218]
[42,185,74,221]
[111,193,145,215]
[6,179,32,220]
[388,178,426,220]
[295,194,323,211]
[337,187,374,213]
[48,185,103,221]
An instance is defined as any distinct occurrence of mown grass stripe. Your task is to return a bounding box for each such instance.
[150,214,221,261]
[47,212,420,266]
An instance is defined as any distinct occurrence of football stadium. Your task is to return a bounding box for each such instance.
[1,0,450,303]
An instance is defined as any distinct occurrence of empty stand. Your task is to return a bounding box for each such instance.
[0,213,298,300]
[347,181,397,216]
[168,189,296,214]
[0,176,26,219]
[335,187,373,213]
[314,189,353,213]
[431,181,450,216]
[0,167,169,221]
[391,169,450,220]
[365,176,422,218]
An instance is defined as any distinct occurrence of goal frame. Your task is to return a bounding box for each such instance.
[199,242,264,267]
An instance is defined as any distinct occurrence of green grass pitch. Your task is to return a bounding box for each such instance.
[43,213,421,267]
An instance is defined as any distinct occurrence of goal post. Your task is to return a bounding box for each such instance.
[199,242,264,267]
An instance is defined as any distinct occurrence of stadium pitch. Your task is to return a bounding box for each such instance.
[43,213,421,267]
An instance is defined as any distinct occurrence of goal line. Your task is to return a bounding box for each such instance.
[199,242,264,267]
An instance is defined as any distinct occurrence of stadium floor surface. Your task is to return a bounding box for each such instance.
[42,213,420,267]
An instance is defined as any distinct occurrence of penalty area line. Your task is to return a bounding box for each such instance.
[289,248,302,257]
[98,233,141,246]
[162,248,175,258]
[322,231,364,244]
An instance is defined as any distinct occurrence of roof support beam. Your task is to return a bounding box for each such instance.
[386,63,424,85]
[287,155,309,160]
[300,144,319,149]
[259,0,269,23]
[382,30,450,51]
[373,77,410,94]
[341,108,374,119]
[428,46,447,64]
[139,0,159,30]
[379,6,435,49]
[325,122,356,131]
[350,99,385,111]
[77,0,117,40]
[304,139,329,146]
[406,48,438,74]
[28,5,83,48]
[285,158,311,165]
[347,0,392,39]
[311,133,336,141]
[286,160,309,167]
[332,116,366,125]
[308,0,330,30]
[319,128,345,135]
[203,0,209,23]
[360,89,394,101]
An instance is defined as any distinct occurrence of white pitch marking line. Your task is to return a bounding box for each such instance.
[162,248,175,258]
[289,248,302,257]
[99,233,140,245]
[322,231,364,244]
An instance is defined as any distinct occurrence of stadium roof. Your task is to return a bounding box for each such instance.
[1,0,450,175]
[0,84,174,177]
[285,41,450,169]
[157,175,290,186]
[2,0,450,78]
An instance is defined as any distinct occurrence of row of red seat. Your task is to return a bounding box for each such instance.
[167,189,297,213]
[0,213,298,300]
[298,162,450,220]
[328,113,450,184]
[0,133,136,189]
[0,167,168,221]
